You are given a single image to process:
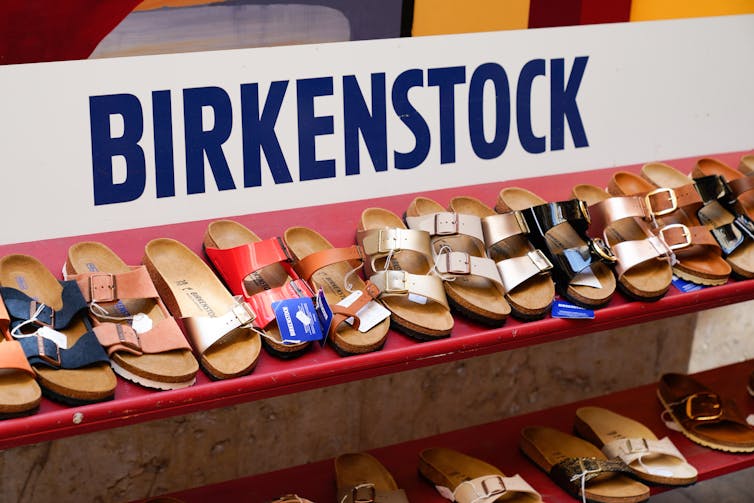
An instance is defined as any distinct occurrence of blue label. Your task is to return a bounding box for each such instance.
[551,300,595,319]
[314,289,333,347]
[272,297,323,344]
[671,276,704,293]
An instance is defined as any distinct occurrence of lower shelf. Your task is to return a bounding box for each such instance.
[154,360,754,503]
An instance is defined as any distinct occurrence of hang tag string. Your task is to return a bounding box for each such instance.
[11,302,47,337]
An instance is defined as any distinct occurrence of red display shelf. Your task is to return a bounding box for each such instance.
[0,151,751,450]
[155,360,754,503]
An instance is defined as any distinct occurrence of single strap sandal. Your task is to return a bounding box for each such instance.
[641,162,754,279]
[405,196,511,326]
[64,242,199,390]
[520,426,649,503]
[357,208,453,340]
[496,188,616,309]
[335,452,408,503]
[738,154,754,175]
[0,295,41,418]
[608,170,731,285]
[284,227,390,356]
[449,196,555,319]
[574,406,697,486]
[143,238,262,380]
[0,254,117,405]
[572,185,673,301]
[692,157,754,220]
[419,447,542,503]
[204,220,313,358]
[658,373,754,453]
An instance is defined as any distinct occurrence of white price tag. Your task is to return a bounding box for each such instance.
[336,291,391,333]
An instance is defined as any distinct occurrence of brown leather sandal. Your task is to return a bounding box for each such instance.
[738,154,754,175]
[692,157,754,220]
[335,452,408,503]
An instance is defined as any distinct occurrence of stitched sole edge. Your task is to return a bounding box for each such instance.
[672,267,727,286]
[110,361,196,391]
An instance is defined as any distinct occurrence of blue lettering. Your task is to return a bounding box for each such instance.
[392,69,430,170]
[551,56,589,150]
[428,66,466,165]
[152,90,175,198]
[343,74,387,175]
[468,63,510,160]
[517,59,547,154]
[297,77,335,181]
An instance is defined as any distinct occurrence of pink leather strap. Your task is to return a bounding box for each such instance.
[68,266,159,303]
[93,317,190,356]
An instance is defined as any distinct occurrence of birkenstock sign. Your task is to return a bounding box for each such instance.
[0,15,752,244]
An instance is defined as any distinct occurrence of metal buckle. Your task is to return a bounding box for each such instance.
[352,484,376,503]
[29,300,54,328]
[577,199,591,224]
[434,212,459,236]
[89,272,116,302]
[231,302,256,325]
[445,252,471,274]
[36,334,61,367]
[514,210,530,234]
[685,392,723,421]
[590,237,617,263]
[624,438,649,454]
[658,224,692,251]
[383,270,408,294]
[528,249,553,272]
[645,187,678,217]
[115,324,142,351]
[481,475,506,496]
[377,228,401,253]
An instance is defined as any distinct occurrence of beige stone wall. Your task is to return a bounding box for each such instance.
[1,302,753,502]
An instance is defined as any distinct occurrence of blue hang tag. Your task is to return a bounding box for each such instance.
[271,297,323,344]
[671,275,705,293]
[314,288,333,347]
[551,300,595,319]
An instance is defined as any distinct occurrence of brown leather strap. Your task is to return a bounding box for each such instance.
[329,282,380,334]
[294,246,364,282]
[93,317,190,356]
[68,266,160,303]
[728,175,754,197]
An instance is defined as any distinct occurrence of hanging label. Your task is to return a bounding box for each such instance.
[272,297,323,344]
[551,300,595,319]
[337,290,391,333]
[315,289,333,347]
[131,313,154,334]
[35,326,69,349]
[671,276,705,293]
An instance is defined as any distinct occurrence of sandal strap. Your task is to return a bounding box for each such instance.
[2,282,88,331]
[667,390,749,430]
[405,212,485,245]
[434,251,504,290]
[205,237,295,293]
[495,250,553,293]
[17,330,110,369]
[602,437,687,467]
[481,211,530,249]
[550,457,633,498]
[357,227,433,275]
[294,246,364,282]
[67,266,159,303]
[338,484,409,503]
[0,339,35,376]
[182,299,256,355]
[246,279,315,329]
[92,317,190,356]
[586,195,651,238]
[329,282,381,335]
[727,175,754,198]
[369,270,449,309]
[444,474,541,503]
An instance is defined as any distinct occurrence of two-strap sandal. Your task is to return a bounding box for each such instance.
[204,220,314,358]
[405,196,511,326]
[357,208,454,340]
[572,185,673,301]
[608,170,731,285]
[449,196,555,319]
[284,227,390,355]
[574,406,697,486]
[65,242,199,390]
[0,295,41,418]
[657,373,754,453]
[496,188,616,309]
[0,254,117,405]
[335,452,408,503]
[144,238,262,380]
[419,447,542,503]
[692,157,754,221]
[520,426,649,503]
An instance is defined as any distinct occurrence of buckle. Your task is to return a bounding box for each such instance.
[590,237,617,263]
[351,484,375,503]
[514,210,530,234]
[445,252,471,274]
[29,300,54,328]
[36,334,61,367]
[89,272,116,302]
[528,249,553,272]
[481,475,506,496]
[115,324,141,351]
[383,270,408,294]
[658,224,692,251]
[624,438,649,454]
[434,212,459,236]
[577,199,591,224]
[685,391,723,421]
[378,228,401,253]
[231,302,256,325]
[645,187,678,217]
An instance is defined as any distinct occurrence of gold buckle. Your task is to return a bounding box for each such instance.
[624,438,649,454]
[434,212,459,236]
[377,228,401,254]
[231,302,256,325]
[645,187,678,217]
[658,224,692,251]
[590,237,617,263]
[481,475,506,496]
[89,272,116,302]
[528,249,553,272]
[577,199,591,224]
[445,252,471,274]
[686,392,723,421]
[352,484,375,503]
[383,270,408,294]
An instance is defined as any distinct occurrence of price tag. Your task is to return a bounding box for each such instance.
[315,289,333,347]
[551,300,595,319]
[671,276,705,293]
[337,290,391,333]
[272,297,323,344]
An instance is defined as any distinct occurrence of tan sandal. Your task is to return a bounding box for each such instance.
[405,196,511,326]
[358,207,453,340]
[65,242,199,390]
[335,452,408,503]
[419,447,542,502]
[0,296,41,418]
[574,406,697,485]
[738,154,754,175]
[144,238,261,380]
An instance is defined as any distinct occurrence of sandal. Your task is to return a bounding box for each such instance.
[283,227,390,355]
[574,406,697,485]
[357,208,453,340]
[203,220,313,358]
[520,426,649,503]
[335,452,408,503]
[0,254,117,405]
[419,447,542,502]
[405,196,511,326]
[608,170,731,285]
[641,162,754,279]
[692,157,754,220]
[449,196,555,319]
[738,154,754,175]
[496,188,616,309]
[0,296,41,418]
[571,185,673,301]
[657,373,754,453]
[143,238,262,380]
[64,242,199,390]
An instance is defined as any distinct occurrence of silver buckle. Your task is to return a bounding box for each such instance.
[434,212,459,235]
[528,249,553,272]
[658,224,692,251]
[89,272,116,302]
[481,475,506,496]
[445,252,471,274]
[645,187,678,217]
[383,270,408,294]
[624,438,649,454]
[377,228,401,253]
[231,302,256,325]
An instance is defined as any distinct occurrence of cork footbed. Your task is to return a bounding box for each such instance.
[406,197,511,325]
[360,208,453,339]
[642,163,754,279]
[496,188,616,307]
[520,427,650,503]
[66,242,199,387]
[335,452,399,494]
[693,157,754,220]
[739,154,754,175]
[449,196,554,319]
[419,447,541,502]
[0,340,41,417]
[203,220,310,356]
[574,406,697,485]
[608,171,731,285]
[283,227,390,355]
[143,238,261,380]
[0,255,117,404]
[572,185,672,300]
